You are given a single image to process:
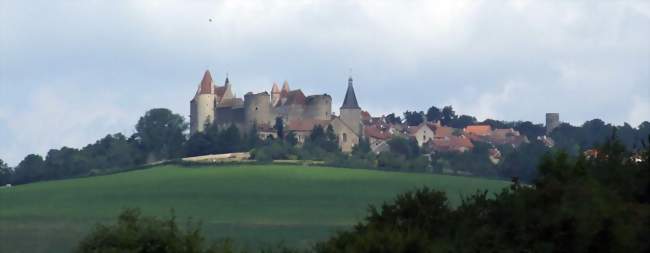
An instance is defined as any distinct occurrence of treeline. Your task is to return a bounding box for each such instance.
[2,105,648,186]
[1,108,189,185]
[76,135,650,252]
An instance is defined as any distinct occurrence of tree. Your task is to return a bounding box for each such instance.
[403,111,424,126]
[352,137,371,155]
[0,159,12,185]
[77,208,231,253]
[285,131,298,146]
[385,113,402,125]
[449,114,477,128]
[426,106,443,122]
[134,108,187,162]
[184,132,212,157]
[441,106,457,126]
[13,154,46,184]
[274,117,284,140]
[387,136,420,159]
[217,124,241,153]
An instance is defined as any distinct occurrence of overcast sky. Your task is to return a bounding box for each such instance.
[1,0,649,166]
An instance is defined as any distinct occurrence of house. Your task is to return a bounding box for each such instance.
[364,124,393,154]
[407,123,436,147]
[427,135,474,153]
[465,124,492,136]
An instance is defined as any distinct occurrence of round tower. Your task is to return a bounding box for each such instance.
[190,70,217,134]
[244,92,273,128]
[305,94,332,120]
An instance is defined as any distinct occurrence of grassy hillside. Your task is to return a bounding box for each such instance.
[0,164,510,253]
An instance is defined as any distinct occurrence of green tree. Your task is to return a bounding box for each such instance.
[134,108,187,162]
[285,131,298,146]
[274,117,284,139]
[403,110,424,126]
[352,137,371,155]
[217,124,242,153]
[387,136,420,159]
[184,132,213,157]
[0,159,12,185]
[13,154,46,184]
[76,208,232,253]
[426,106,442,122]
[441,105,457,126]
[385,113,402,125]
[449,114,476,128]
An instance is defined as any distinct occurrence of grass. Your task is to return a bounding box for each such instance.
[0,164,511,253]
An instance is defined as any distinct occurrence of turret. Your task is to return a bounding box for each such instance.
[305,95,332,120]
[271,82,281,106]
[244,92,273,128]
[190,70,217,134]
[339,76,362,136]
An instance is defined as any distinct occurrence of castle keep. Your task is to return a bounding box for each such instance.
[190,70,363,152]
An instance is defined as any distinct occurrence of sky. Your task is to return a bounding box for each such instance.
[1,0,649,166]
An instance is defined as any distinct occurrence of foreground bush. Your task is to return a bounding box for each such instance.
[76,209,236,253]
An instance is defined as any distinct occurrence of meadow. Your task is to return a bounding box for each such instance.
[0,164,510,253]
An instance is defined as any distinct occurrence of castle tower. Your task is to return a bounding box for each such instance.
[190,70,217,134]
[546,113,560,134]
[271,82,280,106]
[244,92,273,128]
[340,76,362,136]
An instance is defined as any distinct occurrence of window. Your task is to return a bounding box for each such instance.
[343,133,348,142]
[255,107,258,111]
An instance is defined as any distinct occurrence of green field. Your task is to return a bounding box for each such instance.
[0,164,510,253]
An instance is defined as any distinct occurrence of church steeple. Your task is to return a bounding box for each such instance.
[341,76,360,109]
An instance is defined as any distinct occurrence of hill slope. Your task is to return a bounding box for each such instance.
[0,164,510,253]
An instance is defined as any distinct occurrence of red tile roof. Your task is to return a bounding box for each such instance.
[198,70,213,94]
[434,126,454,138]
[284,90,306,105]
[465,125,492,136]
[364,126,392,140]
[215,86,227,97]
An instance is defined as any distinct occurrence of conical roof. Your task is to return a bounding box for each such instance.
[271,82,280,93]
[198,70,213,94]
[341,77,360,109]
[281,80,290,92]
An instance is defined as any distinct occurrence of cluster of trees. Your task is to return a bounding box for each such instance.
[551,119,650,154]
[316,136,650,252]
[78,136,650,252]
[401,105,476,128]
[2,108,189,185]
[252,123,340,163]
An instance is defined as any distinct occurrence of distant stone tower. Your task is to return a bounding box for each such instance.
[340,77,362,136]
[244,92,273,128]
[271,82,281,106]
[190,70,217,134]
[546,113,560,134]
[305,94,332,120]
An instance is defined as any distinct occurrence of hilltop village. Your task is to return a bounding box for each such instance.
[190,70,542,159]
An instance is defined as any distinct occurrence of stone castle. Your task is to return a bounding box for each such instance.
[190,70,363,152]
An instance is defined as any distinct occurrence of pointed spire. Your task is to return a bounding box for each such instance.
[224,73,230,87]
[282,80,290,92]
[271,82,280,93]
[341,76,360,109]
[198,70,213,94]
